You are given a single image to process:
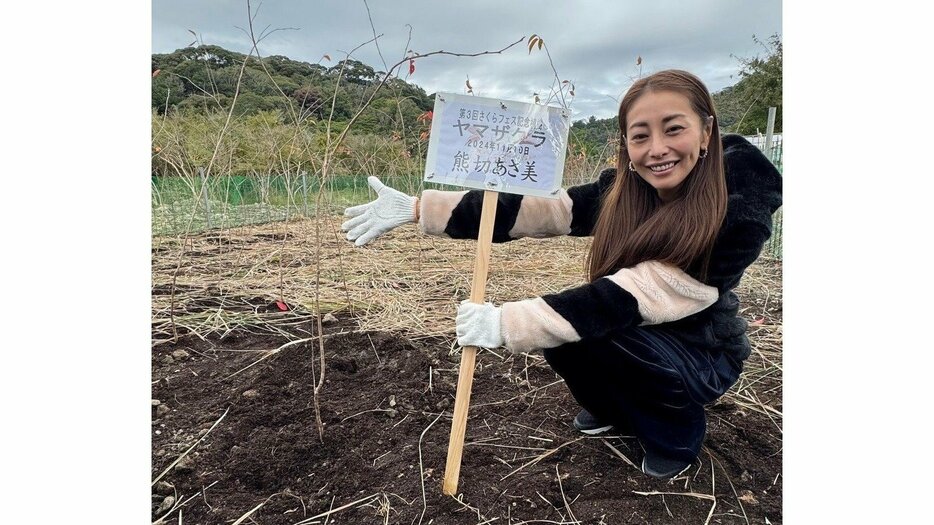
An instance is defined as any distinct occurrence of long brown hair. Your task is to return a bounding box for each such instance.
[587,70,727,282]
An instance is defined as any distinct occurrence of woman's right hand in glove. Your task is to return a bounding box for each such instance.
[341,176,418,246]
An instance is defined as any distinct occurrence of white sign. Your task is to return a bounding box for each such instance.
[424,92,570,199]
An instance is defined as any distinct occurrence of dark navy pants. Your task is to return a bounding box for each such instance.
[543,326,742,463]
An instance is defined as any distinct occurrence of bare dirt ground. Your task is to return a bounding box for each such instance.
[151,216,782,524]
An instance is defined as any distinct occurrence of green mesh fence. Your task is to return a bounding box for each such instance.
[151,172,431,237]
[153,174,297,236]
[760,136,783,259]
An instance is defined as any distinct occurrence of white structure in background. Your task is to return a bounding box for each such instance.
[743,107,781,163]
[742,133,783,150]
[743,132,783,164]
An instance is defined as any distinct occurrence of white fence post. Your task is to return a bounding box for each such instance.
[764,107,777,161]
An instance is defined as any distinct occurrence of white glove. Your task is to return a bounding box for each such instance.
[341,176,417,246]
[456,300,504,349]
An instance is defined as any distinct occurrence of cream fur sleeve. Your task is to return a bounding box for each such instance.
[500,261,719,353]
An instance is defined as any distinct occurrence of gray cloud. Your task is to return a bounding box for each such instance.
[153,0,781,120]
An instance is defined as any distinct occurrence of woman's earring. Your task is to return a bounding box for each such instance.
[628,160,637,173]
[699,148,708,159]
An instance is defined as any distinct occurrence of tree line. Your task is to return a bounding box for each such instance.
[152,34,781,163]
[152,45,434,138]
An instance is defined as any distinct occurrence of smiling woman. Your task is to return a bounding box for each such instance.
[589,70,727,283]
[625,91,713,201]
[341,69,782,479]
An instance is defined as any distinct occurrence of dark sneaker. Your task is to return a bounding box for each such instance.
[641,449,692,479]
[572,409,614,435]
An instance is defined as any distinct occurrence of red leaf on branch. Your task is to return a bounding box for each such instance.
[417,110,433,122]
[409,59,415,75]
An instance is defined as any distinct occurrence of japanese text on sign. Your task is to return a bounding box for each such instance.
[423,92,570,199]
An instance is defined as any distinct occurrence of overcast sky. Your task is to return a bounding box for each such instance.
[152,0,781,121]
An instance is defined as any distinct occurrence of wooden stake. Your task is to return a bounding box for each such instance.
[442,190,498,495]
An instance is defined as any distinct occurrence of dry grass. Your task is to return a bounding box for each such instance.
[151,213,782,420]
[151,213,598,343]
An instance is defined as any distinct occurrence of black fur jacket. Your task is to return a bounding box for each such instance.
[420,133,783,367]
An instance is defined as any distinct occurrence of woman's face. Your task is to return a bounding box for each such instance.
[624,90,712,202]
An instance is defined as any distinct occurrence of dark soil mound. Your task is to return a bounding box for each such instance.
[152,320,781,524]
